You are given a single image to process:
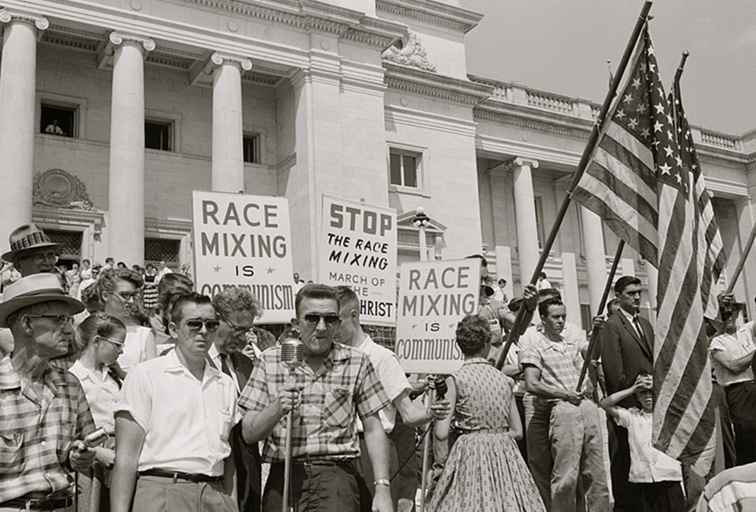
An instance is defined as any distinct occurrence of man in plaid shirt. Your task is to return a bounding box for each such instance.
[0,273,96,511]
[239,284,393,512]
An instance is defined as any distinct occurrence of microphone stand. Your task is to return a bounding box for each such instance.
[282,409,294,512]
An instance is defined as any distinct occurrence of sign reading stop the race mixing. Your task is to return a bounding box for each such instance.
[319,196,397,326]
[396,259,481,374]
[192,191,295,323]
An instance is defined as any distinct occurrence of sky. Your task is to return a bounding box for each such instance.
[462,0,756,135]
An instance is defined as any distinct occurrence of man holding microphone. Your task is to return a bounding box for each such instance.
[0,274,97,511]
[239,284,394,512]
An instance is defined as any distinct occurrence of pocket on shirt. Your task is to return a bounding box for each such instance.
[0,432,23,474]
[322,388,354,428]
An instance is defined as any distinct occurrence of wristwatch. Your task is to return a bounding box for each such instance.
[374,479,391,487]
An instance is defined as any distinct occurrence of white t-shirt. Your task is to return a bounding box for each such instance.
[354,334,411,433]
[614,407,682,483]
[116,349,239,475]
[69,360,120,434]
[709,322,756,387]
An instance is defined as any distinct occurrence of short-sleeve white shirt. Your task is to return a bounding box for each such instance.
[614,407,682,483]
[117,326,155,373]
[69,360,120,434]
[709,323,756,387]
[355,335,411,433]
[115,349,238,476]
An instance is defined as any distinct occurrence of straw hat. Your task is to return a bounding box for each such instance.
[0,274,83,327]
[2,224,59,263]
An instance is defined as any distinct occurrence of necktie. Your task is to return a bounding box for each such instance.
[634,316,649,349]
[219,353,232,378]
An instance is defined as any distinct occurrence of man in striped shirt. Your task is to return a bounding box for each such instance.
[0,273,96,511]
[520,297,610,512]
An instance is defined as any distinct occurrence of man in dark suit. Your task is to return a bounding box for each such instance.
[212,288,263,512]
[600,275,653,511]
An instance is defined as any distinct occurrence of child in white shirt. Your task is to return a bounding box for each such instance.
[600,373,685,512]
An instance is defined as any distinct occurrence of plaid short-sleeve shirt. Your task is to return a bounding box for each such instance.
[520,330,584,399]
[0,355,96,501]
[238,342,390,462]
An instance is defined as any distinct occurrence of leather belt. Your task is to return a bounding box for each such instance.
[139,468,222,483]
[0,494,73,511]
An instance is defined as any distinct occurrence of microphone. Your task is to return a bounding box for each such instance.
[280,336,304,369]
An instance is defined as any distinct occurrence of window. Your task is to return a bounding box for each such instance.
[389,149,420,188]
[145,120,173,151]
[534,196,546,248]
[144,238,180,268]
[46,229,82,261]
[243,134,260,164]
[41,104,77,137]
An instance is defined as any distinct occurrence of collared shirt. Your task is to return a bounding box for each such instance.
[354,335,411,433]
[68,360,120,434]
[208,343,240,394]
[696,461,756,512]
[618,307,645,340]
[520,329,584,399]
[613,406,682,483]
[116,349,238,476]
[709,322,756,387]
[0,355,96,502]
[238,342,390,463]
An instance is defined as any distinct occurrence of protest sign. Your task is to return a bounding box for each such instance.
[319,195,397,326]
[396,258,481,374]
[192,191,295,323]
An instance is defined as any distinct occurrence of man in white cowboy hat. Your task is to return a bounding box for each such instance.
[0,273,97,511]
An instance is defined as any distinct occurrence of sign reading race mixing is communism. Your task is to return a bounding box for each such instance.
[192,191,295,323]
[396,258,481,374]
[319,195,397,326]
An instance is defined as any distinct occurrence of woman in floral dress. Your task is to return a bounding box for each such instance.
[428,314,545,512]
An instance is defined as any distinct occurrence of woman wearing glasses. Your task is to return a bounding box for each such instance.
[83,268,157,374]
[69,313,127,512]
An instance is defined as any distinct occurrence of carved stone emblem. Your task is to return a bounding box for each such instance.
[383,33,437,72]
[33,169,95,210]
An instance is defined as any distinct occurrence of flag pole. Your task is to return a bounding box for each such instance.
[673,51,690,88]
[576,240,625,391]
[496,0,653,370]
[725,223,756,294]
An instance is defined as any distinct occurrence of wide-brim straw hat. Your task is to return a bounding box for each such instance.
[2,224,59,263]
[0,274,84,327]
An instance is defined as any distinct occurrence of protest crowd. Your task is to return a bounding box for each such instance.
[0,218,754,512]
[2,6,756,512]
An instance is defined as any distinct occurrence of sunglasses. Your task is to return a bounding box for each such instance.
[221,316,252,337]
[25,314,73,326]
[184,319,220,332]
[99,336,125,349]
[302,314,341,327]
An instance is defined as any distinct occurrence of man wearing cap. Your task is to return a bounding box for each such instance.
[0,274,97,511]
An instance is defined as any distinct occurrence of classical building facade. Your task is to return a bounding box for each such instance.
[1,0,754,329]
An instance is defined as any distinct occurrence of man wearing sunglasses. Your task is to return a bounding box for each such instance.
[239,284,394,512]
[111,293,239,512]
[211,287,262,512]
[0,273,97,511]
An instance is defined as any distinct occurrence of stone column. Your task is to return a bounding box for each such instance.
[561,252,582,328]
[211,52,252,193]
[495,245,514,299]
[0,10,48,249]
[108,32,154,265]
[512,157,540,282]
[580,206,608,313]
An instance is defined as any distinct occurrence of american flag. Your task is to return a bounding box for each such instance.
[574,27,723,466]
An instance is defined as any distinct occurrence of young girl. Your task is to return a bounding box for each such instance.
[69,313,127,512]
[600,373,685,512]
[428,315,545,512]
